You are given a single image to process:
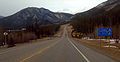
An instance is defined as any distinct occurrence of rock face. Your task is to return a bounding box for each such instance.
[0,7,73,29]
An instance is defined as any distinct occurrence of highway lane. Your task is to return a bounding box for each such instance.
[0,37,60,62]
[22,31,87,62]
[0,26,116,62]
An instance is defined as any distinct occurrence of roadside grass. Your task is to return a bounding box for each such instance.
[67,25,120,62]
[74,38,120,62]
[0,25,65,49]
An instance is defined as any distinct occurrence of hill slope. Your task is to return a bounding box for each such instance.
[71,0,120,38]
[0,7,73,29]
[0,16,4,19]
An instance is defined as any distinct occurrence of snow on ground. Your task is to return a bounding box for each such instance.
[85,38,120,44]
[103,45,118,48]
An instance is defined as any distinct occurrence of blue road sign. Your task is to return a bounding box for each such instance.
[97,28,112,36]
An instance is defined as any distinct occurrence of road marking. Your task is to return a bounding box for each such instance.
[20,41,59,62]
[67,37,90,62]
[64,26,90,62]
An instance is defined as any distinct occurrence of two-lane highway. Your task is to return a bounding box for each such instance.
[0,26,116,62]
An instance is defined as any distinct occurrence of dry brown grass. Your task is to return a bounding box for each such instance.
[74,39,120,62]
[54,25,66,37]
[67,25,120,62]
[8,31,37,43]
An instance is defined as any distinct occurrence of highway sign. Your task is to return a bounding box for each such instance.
[97,28,112,36]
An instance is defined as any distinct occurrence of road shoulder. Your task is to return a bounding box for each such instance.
[73,38,120,62]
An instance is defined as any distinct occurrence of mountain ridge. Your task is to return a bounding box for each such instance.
[0,7,73,29]
[0,16,4,19]
[72,0,120,19]
[71,0,120,35]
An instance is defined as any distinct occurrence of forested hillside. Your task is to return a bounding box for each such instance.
[70,0,120,39]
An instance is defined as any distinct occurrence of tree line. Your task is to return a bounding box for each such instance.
[0,18,60,47]
[70,6,120,39]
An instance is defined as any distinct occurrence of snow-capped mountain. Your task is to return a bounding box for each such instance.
[54,12,73,22]
[0,7,73,29]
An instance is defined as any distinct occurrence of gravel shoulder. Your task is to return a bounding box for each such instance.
[73,38,120,62]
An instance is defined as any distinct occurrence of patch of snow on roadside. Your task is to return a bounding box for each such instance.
[103,45,118,48]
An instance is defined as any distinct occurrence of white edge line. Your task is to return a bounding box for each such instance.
[67,37,90,62]
[65,26,90,62]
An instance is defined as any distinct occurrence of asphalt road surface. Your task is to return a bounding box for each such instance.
[0,27,116,62]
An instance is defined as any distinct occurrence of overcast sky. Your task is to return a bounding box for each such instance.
[0,0,107,16]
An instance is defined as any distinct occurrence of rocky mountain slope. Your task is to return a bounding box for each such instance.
[0,7,73,29]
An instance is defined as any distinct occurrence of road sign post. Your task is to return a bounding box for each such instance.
[108,36,111,47]
[99,36,102,47]
[97,28,112,47]
[3,32,8,45]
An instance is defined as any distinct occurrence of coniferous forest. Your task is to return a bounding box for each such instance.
[70,2,120,39]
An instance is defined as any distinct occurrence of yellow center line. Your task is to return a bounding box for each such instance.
[20,41,59,62]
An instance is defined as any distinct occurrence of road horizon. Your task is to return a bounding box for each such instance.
[0,25,116,62]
